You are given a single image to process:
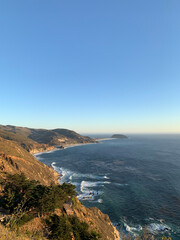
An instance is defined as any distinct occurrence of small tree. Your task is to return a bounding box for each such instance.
[46,214,72,240]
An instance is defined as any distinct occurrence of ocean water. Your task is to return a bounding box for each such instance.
[35,135,180,239]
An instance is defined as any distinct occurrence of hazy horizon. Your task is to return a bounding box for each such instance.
[1,122,180,135]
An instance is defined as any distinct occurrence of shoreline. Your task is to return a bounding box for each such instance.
[33,148,57,156]
[33,141,99,188]
[33,141,98,157]
[33,138,119,157]
[96,137,114,141]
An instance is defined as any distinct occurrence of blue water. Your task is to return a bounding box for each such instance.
[35,135,180,239]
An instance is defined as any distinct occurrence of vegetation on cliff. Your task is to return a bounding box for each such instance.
[0,124,119,240]
[0,173,101,240]
[0,125,96,153]
[0,173,76,214]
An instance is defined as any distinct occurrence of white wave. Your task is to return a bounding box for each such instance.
[59,167,74,183]
[72,172,110,180]
[51,162,56,167]
[148,223,171,233]
[124,223,142,233]
[114,183,128,186]
[104,175,110,179]
[51,162,58,172]
[50,163,73,183]
[51,162,110,186]
[80,180,110,192]
[50,163,109,202]
[81,181,99,192]
[97,199,103,203]
[77,180,107,201]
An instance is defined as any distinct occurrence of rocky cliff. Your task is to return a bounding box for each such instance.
[73,199,120,240]
[0,138,59,185]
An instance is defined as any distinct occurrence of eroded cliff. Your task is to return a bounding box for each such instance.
[0,138,59,185]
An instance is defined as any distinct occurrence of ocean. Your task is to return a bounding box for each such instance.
[35,134,180,239]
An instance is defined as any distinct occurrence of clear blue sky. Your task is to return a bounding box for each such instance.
[0,0,180,134]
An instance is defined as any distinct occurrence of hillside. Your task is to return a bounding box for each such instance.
[0,125,120,240]
[0,137,59,185]
[73,199,120,240]
[0,125,96,153]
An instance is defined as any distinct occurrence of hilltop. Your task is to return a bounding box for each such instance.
[0,125,96,153]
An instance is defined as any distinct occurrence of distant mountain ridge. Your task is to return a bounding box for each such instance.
[0,124,96,153]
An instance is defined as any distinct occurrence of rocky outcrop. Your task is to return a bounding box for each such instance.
[73,199,120,240]
[29,145,55,154]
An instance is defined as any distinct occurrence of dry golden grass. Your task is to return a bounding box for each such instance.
[0,224,29,240]
[0,223,48,240]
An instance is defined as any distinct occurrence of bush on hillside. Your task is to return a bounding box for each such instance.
[46,214,101,240]
[0,173,76,215]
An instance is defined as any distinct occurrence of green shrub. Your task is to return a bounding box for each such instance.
[0,173,38,212]
[70,216,101,240]
[46,214,101,240]
[0,173,76,215]
[46,214,72,240]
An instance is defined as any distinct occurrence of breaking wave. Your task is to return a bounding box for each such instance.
[77,180,110,201]
[51,162,73,183]
[116,220,173,239]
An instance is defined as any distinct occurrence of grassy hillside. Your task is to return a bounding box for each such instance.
[0,224,47,240]
[0,128,52,153]
[0,138,59,185]
[0,125,96,152]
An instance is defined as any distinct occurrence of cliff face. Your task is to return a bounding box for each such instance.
[17,199,120,240]
[73,199,120,240]
[0,138,59,185]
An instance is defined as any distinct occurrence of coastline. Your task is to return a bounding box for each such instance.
[96,137,114,141]
[33,147,59,156]
[33,142,98,185]
[33,141,98,157]
[33,139,121,239]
